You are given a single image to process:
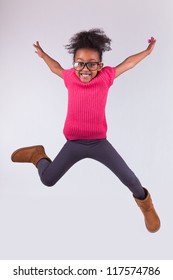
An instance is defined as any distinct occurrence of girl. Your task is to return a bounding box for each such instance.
[11,29,160,233]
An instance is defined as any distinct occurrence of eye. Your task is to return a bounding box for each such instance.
[76,62,84,67]
[87,62,97,68]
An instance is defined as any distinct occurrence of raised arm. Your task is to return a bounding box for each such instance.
[115,37,156,78]
[33,41,64,78]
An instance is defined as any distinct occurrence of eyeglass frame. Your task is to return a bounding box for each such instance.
[73,61,103,71]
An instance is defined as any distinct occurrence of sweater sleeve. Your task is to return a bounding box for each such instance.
[101,66,116,87]
[62,68,74,88]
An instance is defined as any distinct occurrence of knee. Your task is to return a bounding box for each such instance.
[40,176,56,187]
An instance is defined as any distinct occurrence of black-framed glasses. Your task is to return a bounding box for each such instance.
[73,61,102,71]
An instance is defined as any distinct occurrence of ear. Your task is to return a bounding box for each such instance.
[98,63,104,71]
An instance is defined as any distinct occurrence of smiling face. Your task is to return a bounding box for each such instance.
[74,48,103,83]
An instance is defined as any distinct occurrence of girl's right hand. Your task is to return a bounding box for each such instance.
[33,41,44,58]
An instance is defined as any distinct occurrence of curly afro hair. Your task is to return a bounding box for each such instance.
[65,28,112,60]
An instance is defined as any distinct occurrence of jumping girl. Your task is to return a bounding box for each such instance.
[11,28,160,232]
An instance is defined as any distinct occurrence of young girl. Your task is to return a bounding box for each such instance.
[11,28,160,233]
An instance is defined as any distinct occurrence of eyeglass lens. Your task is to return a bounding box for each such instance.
[73,62,100,71]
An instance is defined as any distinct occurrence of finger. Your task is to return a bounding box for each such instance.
[148,37,156,44]
[151,36,156,42]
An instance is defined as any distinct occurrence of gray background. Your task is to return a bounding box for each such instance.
[1,0,173,259]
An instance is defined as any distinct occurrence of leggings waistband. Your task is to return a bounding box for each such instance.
[69,138,106,145]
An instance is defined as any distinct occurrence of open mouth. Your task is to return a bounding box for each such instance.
[80,73,91,78]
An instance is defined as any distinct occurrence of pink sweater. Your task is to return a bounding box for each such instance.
[62,66,116,140]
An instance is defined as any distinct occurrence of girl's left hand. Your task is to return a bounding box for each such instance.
[147,37,156,54]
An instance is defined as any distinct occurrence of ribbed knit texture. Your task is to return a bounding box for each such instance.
[62,66,116,140]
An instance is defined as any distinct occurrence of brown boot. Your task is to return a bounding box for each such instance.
[11,145,51,166]
[134,188,161,233]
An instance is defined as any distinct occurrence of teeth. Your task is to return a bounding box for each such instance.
[81,73,91,76]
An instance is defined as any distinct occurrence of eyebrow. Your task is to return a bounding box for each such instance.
[76,58,98,62]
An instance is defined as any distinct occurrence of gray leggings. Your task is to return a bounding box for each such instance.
[37,138,145,199]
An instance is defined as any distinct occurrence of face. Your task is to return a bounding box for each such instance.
[74,48,103,83]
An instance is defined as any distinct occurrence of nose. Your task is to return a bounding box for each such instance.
[82,63,90,71]
[83,64,88,69]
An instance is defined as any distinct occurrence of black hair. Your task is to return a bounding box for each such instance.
[65,28,112,60]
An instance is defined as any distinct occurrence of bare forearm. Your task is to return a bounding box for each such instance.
[42,52,63,76]
[33,41,63,77]
[123,49,150,69]
[115,37,156,78]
